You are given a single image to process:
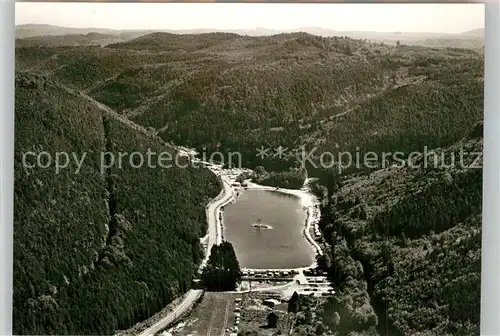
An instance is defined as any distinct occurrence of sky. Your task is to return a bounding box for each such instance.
[15,3,484,34]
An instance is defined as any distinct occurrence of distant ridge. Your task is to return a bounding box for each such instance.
[460,28,484,37]
[16,23,484,41]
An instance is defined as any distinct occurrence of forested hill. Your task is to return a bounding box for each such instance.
[16,31,483,179]
[13,72,221,335]
[14,27,484,335]
[312,122,483,336]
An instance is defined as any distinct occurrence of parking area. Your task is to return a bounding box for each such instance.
[241,269,299,281]
[240,268,335,299]
[167,269,335,335]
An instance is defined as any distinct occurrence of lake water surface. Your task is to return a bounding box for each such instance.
[223,189,316,269]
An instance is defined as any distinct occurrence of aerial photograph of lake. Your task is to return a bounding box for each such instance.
[223,189,316,269]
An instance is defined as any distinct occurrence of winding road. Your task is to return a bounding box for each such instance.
[137,171,235,335]
[136,290,203,336]
[60,84,325,336]
[71,89,235,335]
[199,174,235,271]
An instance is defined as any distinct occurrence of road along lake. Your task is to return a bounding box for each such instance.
[222,189,316,269]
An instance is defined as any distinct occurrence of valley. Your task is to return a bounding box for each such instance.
[14,21,483,336]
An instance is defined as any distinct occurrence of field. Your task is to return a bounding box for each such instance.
[167,292,238,336]
[167,291,297,336]
[166,270,337,335]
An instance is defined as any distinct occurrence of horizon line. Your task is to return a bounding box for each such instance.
[15,23,485,35]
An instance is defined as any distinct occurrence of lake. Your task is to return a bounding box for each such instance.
[222,189,316,269]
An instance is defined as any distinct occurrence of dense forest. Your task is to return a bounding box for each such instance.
[309,123,483,335]
[16,32,483,185]
[14,28,483,336]
[252,166,308,190]
[14,73,221,334]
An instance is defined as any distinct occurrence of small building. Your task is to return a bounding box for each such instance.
[263,299,281,308]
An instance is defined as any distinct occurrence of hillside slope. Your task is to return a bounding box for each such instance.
[14,29,484,336]
[15,33,129,48]
[15,24,147,40]
[17,32,483,181]
[313,123,483,335]
[14,73,221,335]
[34,32,480,176]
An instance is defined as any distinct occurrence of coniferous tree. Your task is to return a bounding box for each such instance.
[201,242,241,291]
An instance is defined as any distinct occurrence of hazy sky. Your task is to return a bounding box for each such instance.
[16,3,484,34]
